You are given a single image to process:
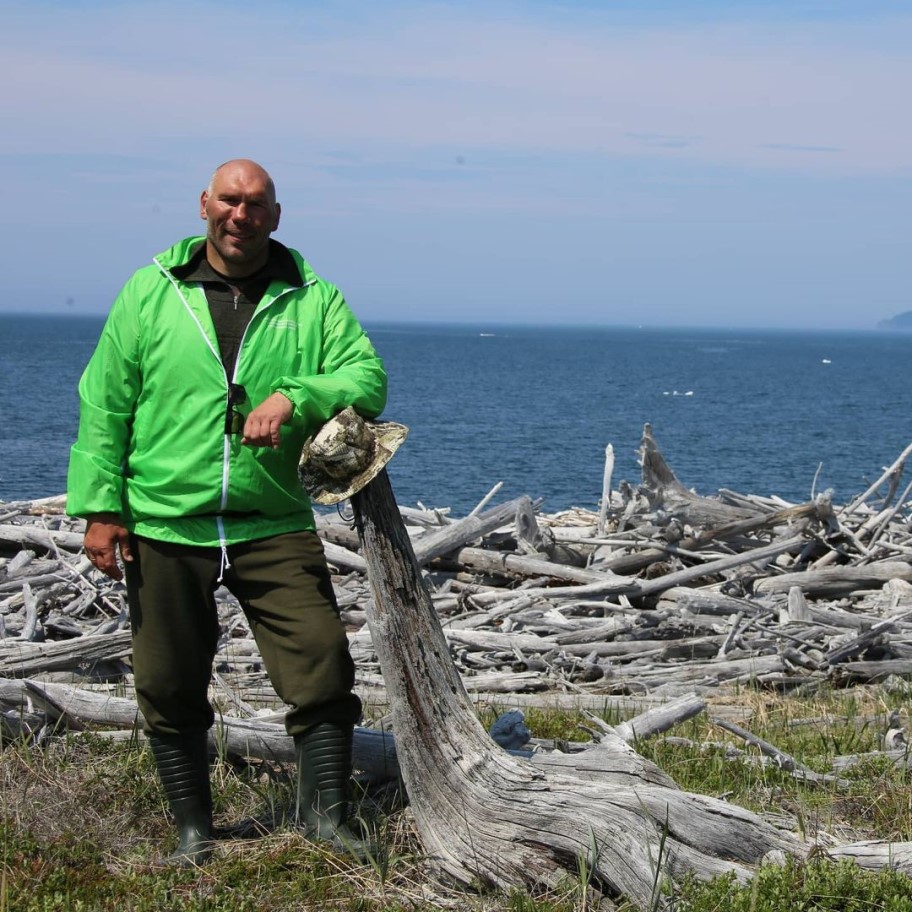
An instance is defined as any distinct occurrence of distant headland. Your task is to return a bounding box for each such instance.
[877,311,912,331]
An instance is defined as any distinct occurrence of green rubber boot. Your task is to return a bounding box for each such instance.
[149,733,214,867]
[294,722,375,860]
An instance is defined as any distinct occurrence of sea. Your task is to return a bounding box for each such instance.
[2,314,912,517]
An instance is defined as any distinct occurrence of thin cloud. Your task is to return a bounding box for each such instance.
[761,143,842,153]
[1,3,910,175]
[627,133,699,150]
[2,1,909,328]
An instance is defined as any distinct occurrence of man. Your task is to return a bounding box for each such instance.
[67,159,386,865]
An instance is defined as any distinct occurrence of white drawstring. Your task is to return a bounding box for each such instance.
[217,544,231,583]
[216,516,231,583]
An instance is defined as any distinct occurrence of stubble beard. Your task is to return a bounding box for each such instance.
[208,225,266,271]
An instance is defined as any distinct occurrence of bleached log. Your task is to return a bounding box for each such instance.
[597,545,674,576]
[692,497,834,549]
[440,625,727,662]
[528,734,678,787]
[657,587,772,618]
[597,444,614,536]
[322,539,367,573]
[0,494,68,516]
[803,605,876,631]
[413,496,532,565]
[614,654,786,687]
[828,841,912,871]
[824,618,905,666]
[4,550,38,575]
[621,536,807,599]
[756,562,912,597]
[444,628,558,653]
[0,678,30,704]
[460,690,726,717]
[23,678,140,727]
[638,424,760,527]
[468,482,504,517]
[0,571,78,596]
[215,716,400,774]
[839,441,912,519]
[0,524,84,553]
[612,692,706,743]
[457,671,550,693]
[787,587,811,622]
[831,748,912,773]
[21,582,39,641]
[351,468,807,906]
[630,537,808,598]
[552,618,638,644]
[513,498,541,553]
[863,480,912,553]
[0,630,132,676]
[830,659,912,683]
[443,545,619,585]
[462,537,807,609]
[711,717,849,787]
[12,678,400,780]
[13,678,546,785]
[570,636,726,661]
[87,715,710,791]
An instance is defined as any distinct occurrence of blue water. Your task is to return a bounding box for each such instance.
[3,314,912,515]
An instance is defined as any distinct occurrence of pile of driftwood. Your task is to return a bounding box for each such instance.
[3,425,912,903]
[5,427,911,713]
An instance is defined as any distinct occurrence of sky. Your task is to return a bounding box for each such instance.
[2,0,910,329]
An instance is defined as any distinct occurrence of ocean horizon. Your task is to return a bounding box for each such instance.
[2,314,912,516]
[0,308,904,333]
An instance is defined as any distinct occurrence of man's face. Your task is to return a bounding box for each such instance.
[200,162,281,276]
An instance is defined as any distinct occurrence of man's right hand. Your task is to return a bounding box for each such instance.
[83,513,133,581]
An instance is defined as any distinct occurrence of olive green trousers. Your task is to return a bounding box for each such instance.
[125,531,361,738]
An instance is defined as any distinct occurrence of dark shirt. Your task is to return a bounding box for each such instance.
[171,240,303,379]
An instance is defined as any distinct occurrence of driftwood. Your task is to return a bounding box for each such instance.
[756,563,912,597]
[612,692,705,743]
[4,423,912,704]
[11,677,401,776]
[0,630,132,676]
[709,716,850,787]
[350,469,807,905]
[0,420,912,699]
[3,423,912,903]
[0,676,717,792]
[0,523,85,552]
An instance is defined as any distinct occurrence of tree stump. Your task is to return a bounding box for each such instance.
[351,469,806,907]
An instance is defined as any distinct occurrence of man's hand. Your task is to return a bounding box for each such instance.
[83,513,133,581]
[242,392,293,449]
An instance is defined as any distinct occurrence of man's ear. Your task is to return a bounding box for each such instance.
[199,190,209,221]
[273,202,282,231]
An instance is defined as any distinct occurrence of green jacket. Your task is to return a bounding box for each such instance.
[67,237,387,547]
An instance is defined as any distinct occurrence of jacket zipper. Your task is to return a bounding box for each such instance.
[155,259,313,576]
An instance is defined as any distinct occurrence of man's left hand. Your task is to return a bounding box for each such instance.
[242,392,293,448]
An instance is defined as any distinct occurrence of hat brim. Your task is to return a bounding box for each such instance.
[299,421,408,505]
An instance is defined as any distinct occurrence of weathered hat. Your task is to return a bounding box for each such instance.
[298,407,408,505]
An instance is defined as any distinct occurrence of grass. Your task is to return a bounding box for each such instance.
[1,685,911,910]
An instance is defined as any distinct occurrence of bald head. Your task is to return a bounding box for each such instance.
[207,159,277,208]
[200,159,281,277]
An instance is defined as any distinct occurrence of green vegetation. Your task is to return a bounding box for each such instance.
[675,859,912,911]
[1,686,911,911]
